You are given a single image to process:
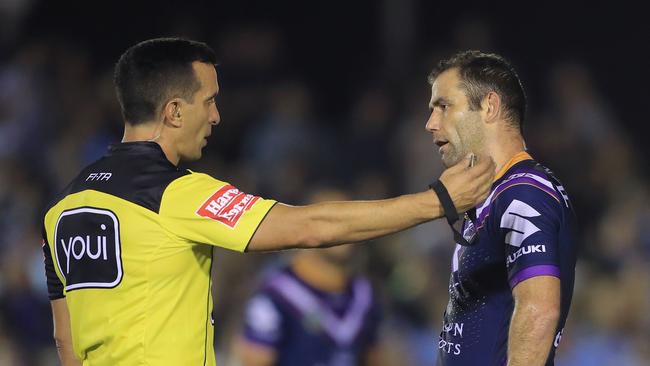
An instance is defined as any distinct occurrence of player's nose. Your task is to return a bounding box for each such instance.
[209,104,220,126]
[425,111,440,132]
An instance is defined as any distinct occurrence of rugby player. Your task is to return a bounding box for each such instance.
[426,51,577,366]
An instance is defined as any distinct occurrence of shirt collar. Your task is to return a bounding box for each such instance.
[107,141,176,166]
[493,150,533,182]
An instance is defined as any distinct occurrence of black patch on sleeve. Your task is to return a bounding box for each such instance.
[42,226,65,300]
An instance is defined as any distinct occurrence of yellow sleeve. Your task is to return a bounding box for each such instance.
[159,172,277,252]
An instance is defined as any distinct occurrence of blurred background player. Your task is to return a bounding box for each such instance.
[236,188,385,366]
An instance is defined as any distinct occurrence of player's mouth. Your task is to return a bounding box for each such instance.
[434,140,449,154]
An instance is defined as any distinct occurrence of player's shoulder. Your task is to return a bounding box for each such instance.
[250,267,299,310]
[259,266,299,293]
[477,158,571,227]
[495,159,569,208]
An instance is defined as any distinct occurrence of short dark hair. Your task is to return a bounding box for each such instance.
[114,37,217,125]
[428,50,526,131]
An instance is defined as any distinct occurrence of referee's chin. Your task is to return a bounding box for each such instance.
[179,149,203,163]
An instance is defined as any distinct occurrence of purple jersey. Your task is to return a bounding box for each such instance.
[242,267,380,366]
[438,152,577,366]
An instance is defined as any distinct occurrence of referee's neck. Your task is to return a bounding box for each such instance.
[122,123,180,166]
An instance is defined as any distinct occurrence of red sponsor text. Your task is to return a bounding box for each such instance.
[196,185,260,228]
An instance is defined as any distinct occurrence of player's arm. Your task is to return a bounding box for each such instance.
[507,276,560,366]
[51,298,82,366]
[248,155,494,251]
[235,294,283,366]
[235,339,277,366]
[496,179,567,366]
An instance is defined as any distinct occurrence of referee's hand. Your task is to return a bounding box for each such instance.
[439,154,495,213]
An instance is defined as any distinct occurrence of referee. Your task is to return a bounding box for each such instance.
[42,38,494,366]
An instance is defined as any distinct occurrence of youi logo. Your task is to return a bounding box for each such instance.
[54,207,123,291]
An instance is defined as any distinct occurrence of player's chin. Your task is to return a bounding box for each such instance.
[442,154,462,168]
[440,154,454,168]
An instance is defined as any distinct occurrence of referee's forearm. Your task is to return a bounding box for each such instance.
[300,190,443,247]
[55,340,81,366]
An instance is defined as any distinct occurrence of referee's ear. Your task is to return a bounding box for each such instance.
[162,99,183,128]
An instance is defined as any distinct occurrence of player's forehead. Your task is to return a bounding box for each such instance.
[429,68,464,103]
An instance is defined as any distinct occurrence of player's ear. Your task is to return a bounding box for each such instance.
[162,99,183,128]
[482,92,501,124]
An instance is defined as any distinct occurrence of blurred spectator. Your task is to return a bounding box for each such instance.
[556,264,649,365]
[243,81,334,202]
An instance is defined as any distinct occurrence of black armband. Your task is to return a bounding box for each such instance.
[429,180,475,247]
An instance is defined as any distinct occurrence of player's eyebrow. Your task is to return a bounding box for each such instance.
[205,91,218,102]
[429,97,451,110]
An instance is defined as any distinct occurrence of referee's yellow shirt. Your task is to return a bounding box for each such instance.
[42,142,276,365]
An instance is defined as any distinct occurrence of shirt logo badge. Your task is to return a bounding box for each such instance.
[54,207,123,291]
[500,199,541,247]
[196,185,259,228]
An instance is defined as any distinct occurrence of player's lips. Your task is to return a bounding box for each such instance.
[434,140,448,154]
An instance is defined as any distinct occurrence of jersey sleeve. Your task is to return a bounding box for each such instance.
[491,181,565,289]
[242,293,285,348]
[159,173,277,252]
[42,226,65,300]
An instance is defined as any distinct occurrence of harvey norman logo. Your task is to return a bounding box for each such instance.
[54,207,123,291]
[197,185,260,228]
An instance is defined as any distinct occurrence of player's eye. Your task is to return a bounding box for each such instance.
[434,104,448,112]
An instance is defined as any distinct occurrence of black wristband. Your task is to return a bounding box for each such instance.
[429,180,475,246]
[429,180,459,225]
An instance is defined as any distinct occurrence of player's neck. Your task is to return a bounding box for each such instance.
[291,254,349,293]
[486,130,526,179]
[122,123,180,165]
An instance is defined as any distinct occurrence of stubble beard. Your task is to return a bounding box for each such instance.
[441,144,466,168]
[441,113,484,168]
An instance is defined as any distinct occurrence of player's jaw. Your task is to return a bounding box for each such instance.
[433,134,462,168]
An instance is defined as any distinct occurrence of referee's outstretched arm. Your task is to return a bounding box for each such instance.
[248,154,494,252]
